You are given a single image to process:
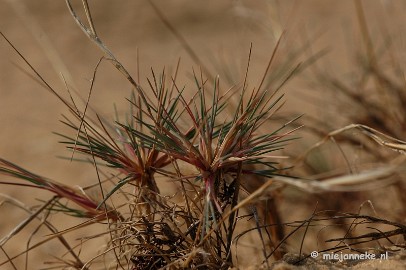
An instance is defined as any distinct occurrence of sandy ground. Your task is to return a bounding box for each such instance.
[1,1,405,269]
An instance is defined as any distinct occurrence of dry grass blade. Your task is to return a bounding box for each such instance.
[0,195,86,269]
[0,158,121,221]
[65,0,154,119]
[297,124,406,166]
[271,163,404,193]
[6,0,77,90]
[147,0,213,82]
[0,198,55,247]
[276,124,406,193]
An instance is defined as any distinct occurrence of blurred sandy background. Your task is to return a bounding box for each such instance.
[1,1,405,269]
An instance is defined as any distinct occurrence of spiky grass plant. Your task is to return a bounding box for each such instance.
[0,49,297,269]
[0,1,303,268]
[3,1,406,268]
